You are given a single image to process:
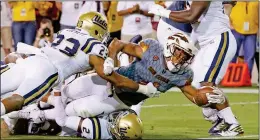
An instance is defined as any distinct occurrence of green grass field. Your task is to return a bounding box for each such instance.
[3,91,259,139]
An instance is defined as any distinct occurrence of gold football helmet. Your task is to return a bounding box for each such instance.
[109,109,144,139]
[76,11,109,42]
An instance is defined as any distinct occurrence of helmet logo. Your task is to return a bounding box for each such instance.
[176,38,180,44]
[119,127,130,139]
[77,21,83,28]
[175,34,189,43]
[92,15,107,30]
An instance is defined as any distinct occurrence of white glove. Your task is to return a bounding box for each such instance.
[148,4,171,18]
[103,57,114,76]
[137,82,160,98]
[206,87,226,104]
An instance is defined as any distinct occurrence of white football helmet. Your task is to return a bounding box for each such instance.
[163,33,198,73]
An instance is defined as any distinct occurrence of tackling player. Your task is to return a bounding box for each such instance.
[0,12,158,124]
[149,1,243,136]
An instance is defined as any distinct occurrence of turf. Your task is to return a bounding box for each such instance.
[2,92,259,139]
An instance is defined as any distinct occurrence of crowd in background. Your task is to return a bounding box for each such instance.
[0,1,259,85]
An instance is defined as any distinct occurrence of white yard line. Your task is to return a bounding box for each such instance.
[142,101,259,108]
[169,87,259,94]
[197,135,259,139]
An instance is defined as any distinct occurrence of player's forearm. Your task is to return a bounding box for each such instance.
[118,8,133,16]
[108,38,126,60]
[169,1,210,23]
[180,85,200,105]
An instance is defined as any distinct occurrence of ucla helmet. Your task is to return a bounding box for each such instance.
[77,12,109,42]
[109,109,143,139]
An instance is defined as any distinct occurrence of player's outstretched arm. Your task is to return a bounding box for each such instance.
[179,85,227,108]
[89,55,157,96]
[149,1,210,23]
[108,38,144,61]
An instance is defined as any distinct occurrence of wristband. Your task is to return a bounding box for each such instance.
[137,84,147,94]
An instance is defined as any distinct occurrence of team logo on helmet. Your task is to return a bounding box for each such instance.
[92,15,107,30]
[77,21,83,28]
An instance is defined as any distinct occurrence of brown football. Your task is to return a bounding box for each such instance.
[194,86,217,106]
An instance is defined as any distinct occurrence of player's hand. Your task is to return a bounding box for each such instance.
[206,87,226,104]
[103,57,114,75]
[148,4,171,18]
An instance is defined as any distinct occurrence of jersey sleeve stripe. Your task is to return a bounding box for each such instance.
[1,65,10,75]
[81,38,102,53]
[81,38,96,52]
[23,73,58,105]
[204,31,229,83]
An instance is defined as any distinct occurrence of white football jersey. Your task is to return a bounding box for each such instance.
[189,1,230,45]
[41,28,108,82]
[80,117,112,139]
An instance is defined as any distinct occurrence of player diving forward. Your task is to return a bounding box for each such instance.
[0,12,158,120]
[27,33,230,134]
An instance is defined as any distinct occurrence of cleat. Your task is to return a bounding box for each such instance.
[216,124,244,136]
[208,117,227,134]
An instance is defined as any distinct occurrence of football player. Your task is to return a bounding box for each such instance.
[0,11,158,126]
[149,1,242,136]
[3,106,143,139]
[35,33,227,128]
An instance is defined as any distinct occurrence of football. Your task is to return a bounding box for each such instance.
[194,86,217,106]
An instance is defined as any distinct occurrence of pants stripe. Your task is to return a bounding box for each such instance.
[23,73,58,105]
[204,32,229,83]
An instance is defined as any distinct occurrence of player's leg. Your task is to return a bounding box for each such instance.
[1,56,58,116]
[62,73,107,100]
[65,94,129,118]
[242,34,257,76]
[1,63,27,116]
[192,31,243,136]
[1,63,24,95]
[130,101,145,116]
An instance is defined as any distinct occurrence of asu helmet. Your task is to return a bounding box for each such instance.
[109,109,143,139]
[76,12,109,42]
[163,33,198,73]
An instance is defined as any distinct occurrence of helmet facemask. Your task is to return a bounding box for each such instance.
[165,41,195,73]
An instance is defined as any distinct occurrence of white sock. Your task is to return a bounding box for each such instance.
[130,101,144,116]
[202,107,219,123]
[39,101,51,109]
[54,96,66,126]
[47,95,55,106]
[219,107,239,124]
[1,102,6,116]
[64,116,81,132]
[43,109,57,120]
